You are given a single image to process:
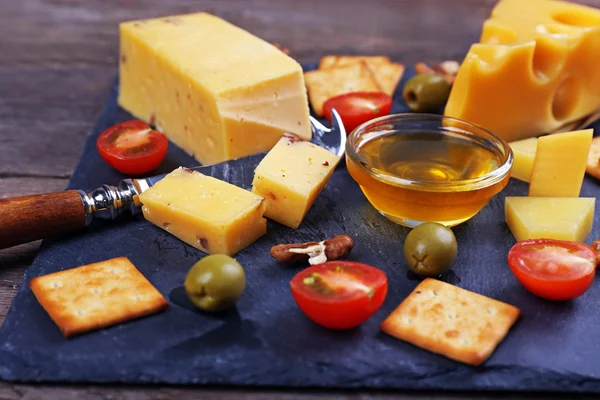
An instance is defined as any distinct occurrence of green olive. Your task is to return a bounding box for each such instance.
[403,74,451,112]
[184,254,246,312]
[403,222,457,277]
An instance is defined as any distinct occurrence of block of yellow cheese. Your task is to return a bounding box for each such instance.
[119,13,311,165]
[529,129,592,197]
[445,0,600,142]
[508,138,538,182]
[251,134,340,229]
[139,167,267,256]
[505,196,595,242]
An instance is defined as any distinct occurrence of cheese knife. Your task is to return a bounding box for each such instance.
[0,111,346,250]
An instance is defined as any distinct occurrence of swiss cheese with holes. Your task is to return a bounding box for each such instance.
[445,0,600,141]
[381,279,520,366]
[29,257,168,338]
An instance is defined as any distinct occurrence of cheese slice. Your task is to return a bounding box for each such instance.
[505,196,595,242]
[119,13,311,165]
[139,168,267,256]
[529,129,592,197]
[508,138,538,182]
[251,134,340,229]
[445,0,600,142]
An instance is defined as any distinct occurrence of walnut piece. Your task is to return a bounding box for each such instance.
[270,234,354,265]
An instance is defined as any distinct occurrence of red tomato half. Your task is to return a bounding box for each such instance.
[290,261,388,329]
[96,120,168,175]
[323,92,393,134]
[508,239,596,301]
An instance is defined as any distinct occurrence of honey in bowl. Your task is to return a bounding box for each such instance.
[346,114,513,227]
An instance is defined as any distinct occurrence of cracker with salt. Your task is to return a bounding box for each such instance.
[304,61,381,116]
[29,256,168,338]
[380,278,520,365]
[586,136,600,180]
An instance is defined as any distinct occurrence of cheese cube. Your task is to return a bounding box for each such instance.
[529,129,592,197]
[445,0,600,142]
[251,134,340,229]
[118,13,311,165]
[139,168,267,256]
[508,138,537,182]
[505,196,595,242]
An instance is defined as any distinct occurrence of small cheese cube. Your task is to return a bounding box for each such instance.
[505,196,595,242]
[529,129,592,197]
[508,138,537,182]
[139,168,267,256]
[119,13,311,165]
[251,135,340,229]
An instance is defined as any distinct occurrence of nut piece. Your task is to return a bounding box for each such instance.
[414,60,460,85]
[270,234,354,265]
[272,42,290,55]
[592,239,600,266]
[586,137,600,180]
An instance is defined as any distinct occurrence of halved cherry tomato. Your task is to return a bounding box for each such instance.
[290,261,388,329]
[508,239,596,301]
[323,92,393,134]
[96,120,168,175]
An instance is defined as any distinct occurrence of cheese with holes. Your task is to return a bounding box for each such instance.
[119,13,311,165]
[251,134,340,229]
[139,168,267,256]
[445,0,600,141]
[529,129,592,197]
[508,138,538,182]
[505,196,595,242]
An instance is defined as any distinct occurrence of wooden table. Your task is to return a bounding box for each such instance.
[1,0,599,398]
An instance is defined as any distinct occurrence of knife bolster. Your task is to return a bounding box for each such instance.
[79,179,142,226]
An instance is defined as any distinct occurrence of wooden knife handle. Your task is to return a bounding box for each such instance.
[0,190,86,249]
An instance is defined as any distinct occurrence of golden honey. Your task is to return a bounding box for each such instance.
[346,114,513,227]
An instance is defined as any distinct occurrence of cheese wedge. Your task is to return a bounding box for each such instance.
[119,13,311,165]
[445,0,600,141]
[529,129,592,197]
[139,168,267,256]
[508,138,538,182]
[251,134,340,229]
[505,196,595,242]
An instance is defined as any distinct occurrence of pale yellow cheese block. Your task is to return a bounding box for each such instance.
[529,129,592,197]
[445,0,600,142]
[251,134,340,229]
[139,168,267,256]
[505,196,595,242]
[508,138,538,183]
[119,13,311,165]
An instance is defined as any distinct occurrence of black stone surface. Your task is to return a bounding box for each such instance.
[2,67,600,392]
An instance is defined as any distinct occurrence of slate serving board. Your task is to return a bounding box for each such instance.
[2,66,600,393]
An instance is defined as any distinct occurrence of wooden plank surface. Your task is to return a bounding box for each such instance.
[1,0,599,398]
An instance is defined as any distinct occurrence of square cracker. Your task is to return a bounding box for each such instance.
[318,56,404,96]
[304,61,380,116]
[369,62,405,96]
[29,256,168,338]
[380,278,520,366]
[318,55,391,70]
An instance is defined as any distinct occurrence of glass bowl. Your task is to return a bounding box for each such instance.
[345,113,513,227]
